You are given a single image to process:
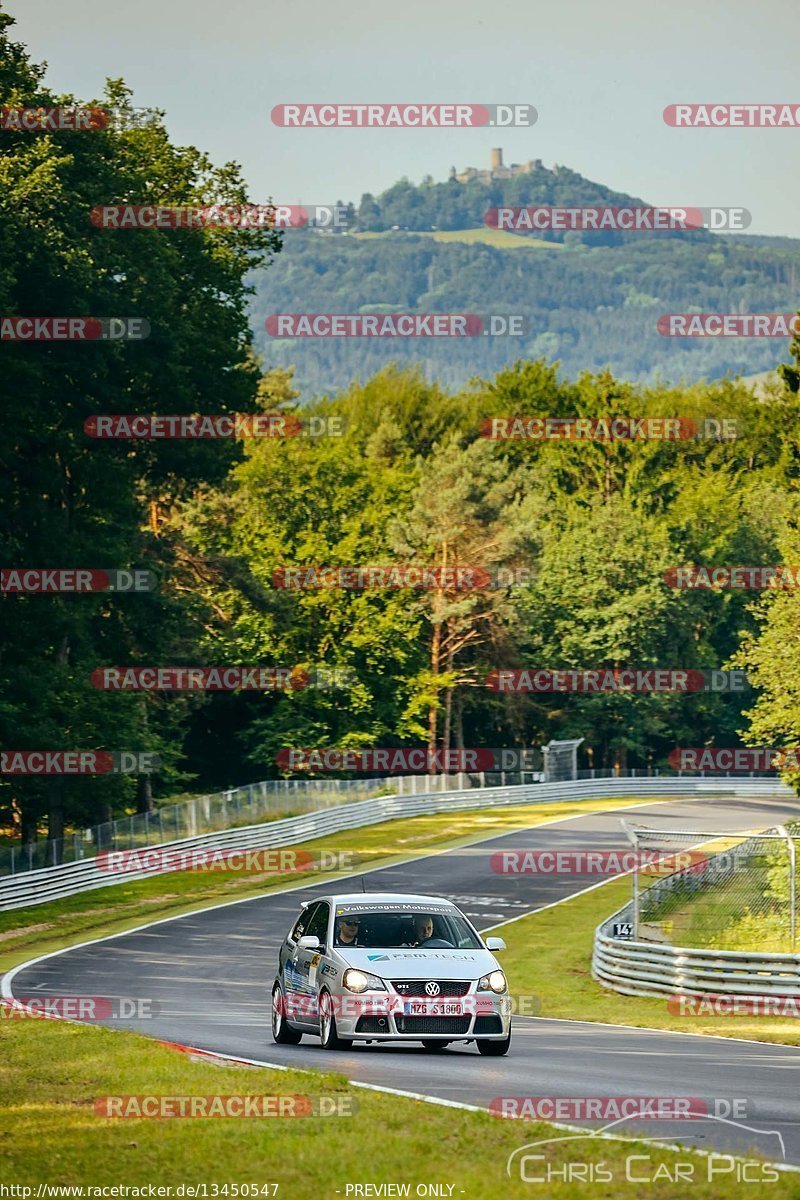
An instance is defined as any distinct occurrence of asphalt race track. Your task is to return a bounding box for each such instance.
[9,794,800,1166]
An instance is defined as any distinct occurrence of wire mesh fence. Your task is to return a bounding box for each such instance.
[0,768,547,875]
[0,762,784,878]
[622,821,800,953]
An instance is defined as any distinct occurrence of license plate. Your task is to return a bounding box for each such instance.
[404,1000,464,1016]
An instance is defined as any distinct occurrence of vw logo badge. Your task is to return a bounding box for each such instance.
[425,981,441,996]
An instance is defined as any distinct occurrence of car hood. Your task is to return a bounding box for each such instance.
[333,946,499,980]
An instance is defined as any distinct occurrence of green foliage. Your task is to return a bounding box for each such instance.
[4,13,800,850]
[251,230,800,397]
[0,13,282,840]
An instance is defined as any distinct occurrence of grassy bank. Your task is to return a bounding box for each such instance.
[502,875,800,1045]
[0,1014,793,1196]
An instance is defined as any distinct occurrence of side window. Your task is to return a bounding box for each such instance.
[305,902,330,945]
[291,903,317,942]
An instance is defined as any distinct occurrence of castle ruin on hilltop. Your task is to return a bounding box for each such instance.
[450,148,557,184]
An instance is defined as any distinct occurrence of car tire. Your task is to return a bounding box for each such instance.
[272,984,302,1045]
[319,989,352,1050]
[421,1040,450,1051]
[477,1032,511,1056]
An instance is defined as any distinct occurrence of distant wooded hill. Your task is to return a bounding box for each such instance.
[249,164,800,397]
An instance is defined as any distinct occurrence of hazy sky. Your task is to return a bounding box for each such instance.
[8,0,800,237]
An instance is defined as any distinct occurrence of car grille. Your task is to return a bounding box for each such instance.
[394,1015,471,1035]
[391,980,470,997]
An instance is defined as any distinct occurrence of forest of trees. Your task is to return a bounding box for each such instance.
[2,12,800,852]
[250,229,800,395]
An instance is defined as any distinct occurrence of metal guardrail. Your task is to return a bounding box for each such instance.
[1,774,792,912]
[593,822,800,999]
[593,913,800,998]
[0,769,546,876]
[2,764,770,876]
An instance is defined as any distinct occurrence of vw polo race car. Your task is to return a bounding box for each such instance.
[271,892,511,1054]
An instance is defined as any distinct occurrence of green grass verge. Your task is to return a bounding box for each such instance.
[0,796,654,977]
[644,829,799,954]
[0,1014,793,1195]
[503,875,800,1045]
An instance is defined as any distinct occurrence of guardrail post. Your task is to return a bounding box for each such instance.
[621,819,639,938]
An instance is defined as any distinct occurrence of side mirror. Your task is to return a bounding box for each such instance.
[297,935,321,950]
[484,936,506,952]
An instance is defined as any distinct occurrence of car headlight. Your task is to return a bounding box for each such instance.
[342,969,387,993]
[478,970,507,994]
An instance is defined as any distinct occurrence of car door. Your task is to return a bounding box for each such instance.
[282,901,318,1023]
[286,901,330,1026]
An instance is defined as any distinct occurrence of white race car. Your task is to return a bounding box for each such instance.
[272,892,511,1054]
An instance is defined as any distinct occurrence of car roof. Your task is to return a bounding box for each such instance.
[321,892,458,907]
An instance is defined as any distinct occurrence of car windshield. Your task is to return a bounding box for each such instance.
[333,907,483,949]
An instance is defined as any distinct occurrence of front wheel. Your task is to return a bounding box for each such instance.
[477,1032,511,1056]
[272,984,302,1044]
[319,990,352,1050]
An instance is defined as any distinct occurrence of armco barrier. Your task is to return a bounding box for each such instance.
[593,906,800,998]
[1,775,792,912]
[593,815,800,999]
[0,769,546,875]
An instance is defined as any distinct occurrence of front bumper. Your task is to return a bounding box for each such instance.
[328,990,512,1040]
